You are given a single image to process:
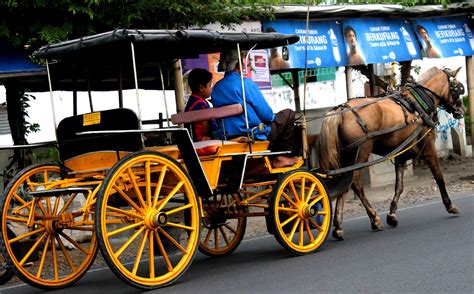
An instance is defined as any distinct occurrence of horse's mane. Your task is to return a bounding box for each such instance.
[417,67,439,85]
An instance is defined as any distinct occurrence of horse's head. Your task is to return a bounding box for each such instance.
[439,67,465,119]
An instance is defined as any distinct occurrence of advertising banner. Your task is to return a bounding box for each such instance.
[341,18,422,66]
[263,20,347,69]
[410,16,474,59]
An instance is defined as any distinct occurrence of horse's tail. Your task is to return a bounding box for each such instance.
[316,111,342,171]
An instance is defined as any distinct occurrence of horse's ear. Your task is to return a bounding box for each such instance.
[453,67,462,77]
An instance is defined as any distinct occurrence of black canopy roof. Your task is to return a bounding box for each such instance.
[28,29,298,92]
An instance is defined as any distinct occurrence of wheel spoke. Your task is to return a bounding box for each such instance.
[166,222,194,232]
[55,234,77,272]
[20,232,47,266]
[12,192,28,207]
[156,181,184,212]
[279,212,298,228]
[107,221,144,238]
[305,220,315,243]
[158,227,187,254]
[58,232,90,254]
[114,226,146,258]
[152,166,167,209]
[51,234,58,281]
[106,205,144,220]
[277,206,298,213]
[214,228,218,249]
[113,184,143,213]
[203,228,212,246]
[300,178,306,204]
[281,191,298,208]
[148,229,155,279]
[145,161,152,207]
[127,167,147,209]
[219,226,230,245]
[36,234,51,278]
[223,223,238,235]
[289,180,300,203]
[154,231,173,272]
[132,230,149,275]
[52,196,61,215]
[9,227,46,244]
[308,218,323,232]
[58,193,78,215]
[309,195,324,207]
[288,218,301,241]
[165,203,193,216]
[299,219,304,246]
[305,183,317,204]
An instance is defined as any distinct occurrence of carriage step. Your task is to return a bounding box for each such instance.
[29,187,94,197]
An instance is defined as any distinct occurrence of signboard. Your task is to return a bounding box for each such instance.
[263,20,347,69]
[411,16,474,58]
[341,18,422,65]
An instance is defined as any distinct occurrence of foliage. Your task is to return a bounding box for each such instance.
[0,0,274,54]
[20,93,40,136]
[32,147,60,164]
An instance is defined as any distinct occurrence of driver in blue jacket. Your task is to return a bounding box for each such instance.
[212,48,298,168]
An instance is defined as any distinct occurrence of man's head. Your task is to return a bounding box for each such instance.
[188,68,213,98]
[416,25,430,43]
[218,49,240,72]
[344,26,358,51]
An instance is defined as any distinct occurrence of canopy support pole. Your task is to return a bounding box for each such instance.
[466,56,474,152]
[238,43,252,153]
[345,67,353,99]
[118,64,123,108]
[173,59,185,115]
[130,42,142,123]
[45,60,58,129]
[159,64,170,127]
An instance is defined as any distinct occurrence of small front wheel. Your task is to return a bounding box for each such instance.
[199,192,247,257]
[268,169,331,255]
[96,151,200,290]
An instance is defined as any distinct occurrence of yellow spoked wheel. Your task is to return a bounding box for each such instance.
[0,163,98,289]
[268,169,331,255]
[96,151,200,290]
[199,192,247,257]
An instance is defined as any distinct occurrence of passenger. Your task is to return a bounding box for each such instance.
[212,49,298,168]
[185,68,216,141]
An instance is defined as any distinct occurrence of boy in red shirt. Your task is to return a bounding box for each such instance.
[185,68,215,141]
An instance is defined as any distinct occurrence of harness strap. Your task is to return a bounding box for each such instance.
[344,116,419,151]
[341,103,369,134]
[327,124,425,176]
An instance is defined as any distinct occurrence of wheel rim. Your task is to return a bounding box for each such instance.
[199,193,246,256]
[1,165,97,288]
[97,153,200,287]
[273,171,331,254]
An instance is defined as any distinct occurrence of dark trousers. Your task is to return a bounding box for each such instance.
[268,108,295,153]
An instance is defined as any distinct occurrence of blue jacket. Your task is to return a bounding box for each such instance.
[211,71,273,140]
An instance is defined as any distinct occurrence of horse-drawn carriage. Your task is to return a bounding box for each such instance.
[0,29,332,290]
[0,28,465,291]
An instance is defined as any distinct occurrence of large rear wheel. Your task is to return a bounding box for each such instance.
[0,163,97,289]
[95,151,200,290]
[268,169,331,255]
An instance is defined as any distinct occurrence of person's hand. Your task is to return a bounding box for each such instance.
[202,136,211,141]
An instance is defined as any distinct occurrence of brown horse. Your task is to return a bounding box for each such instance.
[316,67,465,240]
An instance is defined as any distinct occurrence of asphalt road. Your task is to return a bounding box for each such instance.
[1,195,472,294]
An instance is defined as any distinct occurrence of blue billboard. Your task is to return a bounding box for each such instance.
[341,18,422,66]
[410,16,474,59]
[263,20,347,69]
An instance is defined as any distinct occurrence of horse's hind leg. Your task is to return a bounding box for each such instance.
[423,140,460,214]
[387,159,406,227]
[332,191,348,240]
[351,170,383,231]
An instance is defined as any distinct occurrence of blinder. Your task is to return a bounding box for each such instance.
[441,68,465,119]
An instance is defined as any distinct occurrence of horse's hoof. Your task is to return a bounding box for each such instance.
[448,205,461,214]
[371,216,384,231]
[332,229,344,241]
[386,213,398,227]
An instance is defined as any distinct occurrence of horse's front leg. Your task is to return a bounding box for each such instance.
[423,140,460,214]
[352,170,383,231]
[387,160,406,227]
[332,191,348,241]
